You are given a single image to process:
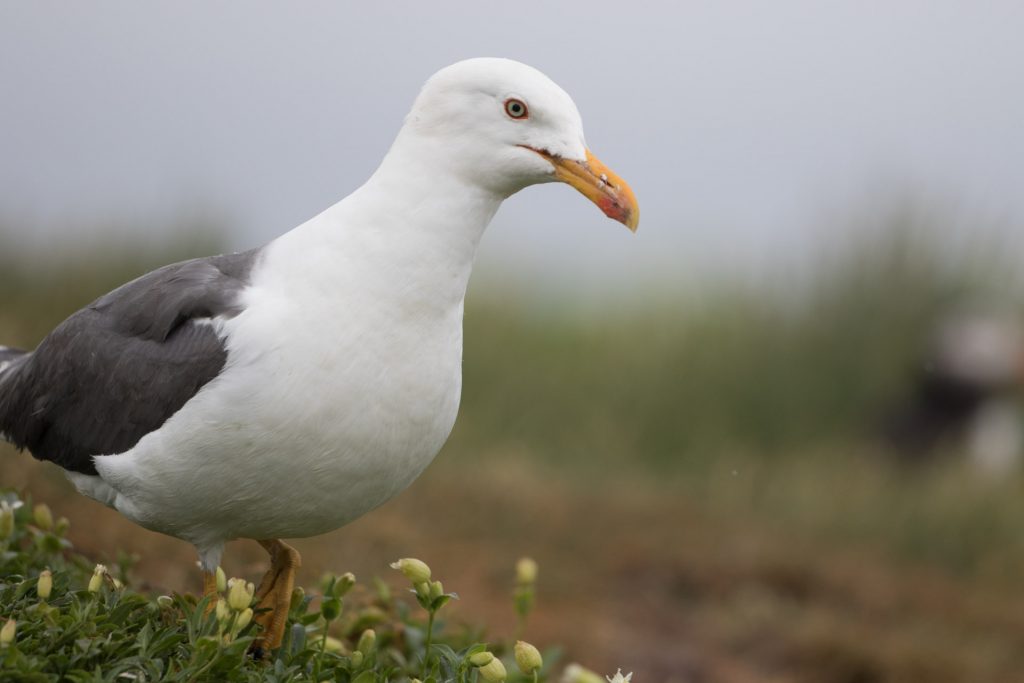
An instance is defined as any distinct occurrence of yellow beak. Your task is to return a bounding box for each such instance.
[528,148,639,232]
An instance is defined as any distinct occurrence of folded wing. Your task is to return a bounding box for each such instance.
[0,249,259,475]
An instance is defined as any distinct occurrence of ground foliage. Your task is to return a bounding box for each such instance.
[0,491,578,683]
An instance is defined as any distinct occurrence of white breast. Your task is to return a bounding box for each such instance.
[94,202,474,550]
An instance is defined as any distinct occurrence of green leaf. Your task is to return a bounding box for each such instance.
[352,669,377,683]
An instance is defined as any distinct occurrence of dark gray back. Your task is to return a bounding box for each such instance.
[0,249,260,475]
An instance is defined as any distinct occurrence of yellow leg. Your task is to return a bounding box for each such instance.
[252,539,301,653]
[202,570,219,615]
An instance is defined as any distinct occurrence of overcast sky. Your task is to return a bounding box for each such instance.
[1,1,1022,289]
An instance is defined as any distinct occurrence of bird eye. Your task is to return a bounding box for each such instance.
[504,98,529,120]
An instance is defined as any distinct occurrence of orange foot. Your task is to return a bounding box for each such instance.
[250,538,301,655]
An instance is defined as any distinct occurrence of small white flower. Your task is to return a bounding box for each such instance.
[606,670,633,683]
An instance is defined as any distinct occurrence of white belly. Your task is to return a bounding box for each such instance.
[93,284,464,550]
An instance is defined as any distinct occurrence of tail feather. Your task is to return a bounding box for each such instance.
[0,346,29,444]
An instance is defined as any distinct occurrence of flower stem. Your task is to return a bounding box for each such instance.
[421,609,436,679]
[313,619,329,679]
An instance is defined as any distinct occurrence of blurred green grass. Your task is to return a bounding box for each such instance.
[456,216,1021,473]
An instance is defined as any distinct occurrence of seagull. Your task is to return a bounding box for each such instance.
[0,58,638,650]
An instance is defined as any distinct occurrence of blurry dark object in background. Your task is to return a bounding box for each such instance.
[882,305,1024,474]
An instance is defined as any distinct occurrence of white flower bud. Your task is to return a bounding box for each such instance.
[335,572,356,596]
[478,656,507,682]
[0,505,14,540]
[514,640,543,674]
[33,504,53,531]
[470,651,495,666]
[226,578,254,611]
[319,635,344,653]
[390,558,431,584]
[356,628,376,654]
[235,607,253,631]
[37,569,53,600]
[88,564,107,593]
[216,599,230,623]
[561,664,605,683]
[0,619,14,647]
[516,557,538,585]
[215,567,227,593]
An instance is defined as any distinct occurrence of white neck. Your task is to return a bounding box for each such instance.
[266,127,505,314]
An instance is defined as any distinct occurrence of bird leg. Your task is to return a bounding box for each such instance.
[202,570,219,615]
[251,539,301,654]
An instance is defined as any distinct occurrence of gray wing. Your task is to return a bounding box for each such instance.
[0,249,260,475]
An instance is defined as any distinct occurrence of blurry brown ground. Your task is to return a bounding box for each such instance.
[8,447,1024,683]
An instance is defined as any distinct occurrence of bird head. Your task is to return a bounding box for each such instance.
[403,58,638,232]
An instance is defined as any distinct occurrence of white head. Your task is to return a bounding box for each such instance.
[396,58,638,231]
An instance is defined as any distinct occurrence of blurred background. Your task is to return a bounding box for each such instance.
[3,2,1024,681]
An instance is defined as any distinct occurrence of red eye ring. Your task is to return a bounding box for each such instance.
[504,98,529,120]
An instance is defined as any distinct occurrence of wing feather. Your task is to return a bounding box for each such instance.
[0,249,259,475]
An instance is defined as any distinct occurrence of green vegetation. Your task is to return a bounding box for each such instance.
[0,491,580,682]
